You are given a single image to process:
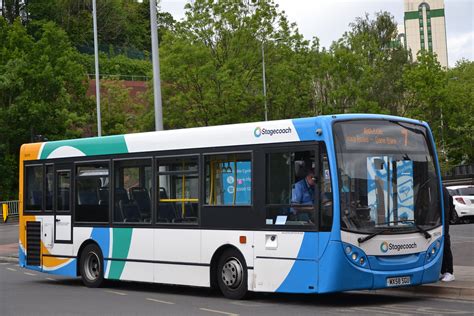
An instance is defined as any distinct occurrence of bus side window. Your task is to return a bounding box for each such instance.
[204,153,252,206]
[319,145,333,231]
[157,157,199,224]
[25,165,43,212]
[265,150,316,226]
[113,159,152,224]
[75,163,109,223]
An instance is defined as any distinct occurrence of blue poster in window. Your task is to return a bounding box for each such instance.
[222,161,251,205]
[396,160,414,221]
[367,156,390,223]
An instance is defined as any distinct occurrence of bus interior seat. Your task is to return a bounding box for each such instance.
[114,187,129,222]
[119,199,141,222]
[157,187,176,223]
[129,187,151,221]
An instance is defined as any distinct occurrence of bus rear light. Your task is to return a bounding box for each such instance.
[239,236,247,244]
[455,197,466,204]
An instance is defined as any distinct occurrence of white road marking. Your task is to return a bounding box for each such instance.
[199,308,239,316]
[46,277,57,281]
[351,307,411,315]
[24,272,37,276]
[230,301,266,307]
[0,262,10,265]
[105,290,127,296]
[146,298,175,305]
[6,267,17,271]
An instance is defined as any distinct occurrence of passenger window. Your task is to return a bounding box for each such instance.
[157,157,198,224]
[25,165,43,211]
[265,149,316,226]
[57,171,71,212]
[114,159,152,223]
[75,163,109,222]
[205,153,252,206]
[319,146,333,231]
[45,165,53,212]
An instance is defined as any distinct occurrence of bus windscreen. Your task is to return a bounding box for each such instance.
[333,120,441,234]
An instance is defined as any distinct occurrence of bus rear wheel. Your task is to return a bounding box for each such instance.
[217,248,248,300]
[80,244,104,288]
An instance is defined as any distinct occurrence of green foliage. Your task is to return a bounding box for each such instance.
[0,18,89,199]
[312,12,409,115]
[25,0,176,53]
[99,80,149,135]
[1,1,473,199]
[158,0,313,128]
[76,53,151,77]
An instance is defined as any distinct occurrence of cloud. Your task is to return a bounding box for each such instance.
[448,31,474,66]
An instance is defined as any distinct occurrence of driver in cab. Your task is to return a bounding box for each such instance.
[291,169,316,206]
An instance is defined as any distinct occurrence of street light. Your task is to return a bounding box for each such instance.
[261,40,268,121]
[150,0,163,131]
[92,0,102,136]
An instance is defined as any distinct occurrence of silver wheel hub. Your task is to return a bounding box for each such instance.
[84,252,100,281]
[221,258,243,289]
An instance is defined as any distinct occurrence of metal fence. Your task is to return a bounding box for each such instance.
[87,73,150,82]
[1,200,19,222]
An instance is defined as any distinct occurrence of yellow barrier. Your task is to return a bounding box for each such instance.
[2,203,7,223]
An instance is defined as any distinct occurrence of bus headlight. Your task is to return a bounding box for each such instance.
[343,243,368,268]
[425,238,442,263]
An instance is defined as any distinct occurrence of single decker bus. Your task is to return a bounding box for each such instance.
[19,114,444,299]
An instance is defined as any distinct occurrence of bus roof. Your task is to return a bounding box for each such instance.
[21,114,426,161]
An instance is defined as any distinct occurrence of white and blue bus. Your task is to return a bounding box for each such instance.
[19,114,444,299]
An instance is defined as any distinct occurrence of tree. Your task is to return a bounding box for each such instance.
[444,60,474,164]
[0,18,89,199]
[157,0,313,129]
[311,12,410,115]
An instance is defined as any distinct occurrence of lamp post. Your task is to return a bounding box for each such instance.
[92,0,101,136]
[150,0,163,131]
[261,40,268,121]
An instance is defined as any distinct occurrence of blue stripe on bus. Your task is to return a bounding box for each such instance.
[292,118,318,141]
[47,259,77,276]
[19,245,26,267]
[276,232,318,293]
[91,227,111,273]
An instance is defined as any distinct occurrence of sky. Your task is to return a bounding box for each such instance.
[160,0,473,67]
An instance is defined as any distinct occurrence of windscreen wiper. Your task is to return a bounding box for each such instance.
[357,220,431,244]
[398,219,432,239]
[357,228,392,244]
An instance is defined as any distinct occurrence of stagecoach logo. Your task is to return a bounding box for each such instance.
[254,127,262,137]
[380,241,418,253]
[253,126,292,138]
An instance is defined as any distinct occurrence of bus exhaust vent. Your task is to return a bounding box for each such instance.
[26,221,41,266]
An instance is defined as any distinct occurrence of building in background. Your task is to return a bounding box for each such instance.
[402,0,449,67]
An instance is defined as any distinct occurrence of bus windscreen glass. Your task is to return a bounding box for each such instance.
[333,120,441,234]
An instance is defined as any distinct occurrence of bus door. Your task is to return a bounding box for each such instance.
[254,146,320,293]
[54,164,73,243]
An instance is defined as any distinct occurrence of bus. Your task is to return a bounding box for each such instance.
[18,114,444,299]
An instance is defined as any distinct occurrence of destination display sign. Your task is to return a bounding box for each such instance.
[335,121,428,151]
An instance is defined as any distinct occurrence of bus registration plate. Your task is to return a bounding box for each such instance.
[387,276,411,287]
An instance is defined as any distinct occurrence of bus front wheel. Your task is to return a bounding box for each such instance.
[217,248,248,300]
[80,244,104,288]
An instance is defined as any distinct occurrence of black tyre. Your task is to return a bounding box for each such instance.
[80,244,104,288]
[450,210,459,225]
[217,248,248,300]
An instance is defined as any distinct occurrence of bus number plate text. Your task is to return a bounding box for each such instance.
[387,276,411,287]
